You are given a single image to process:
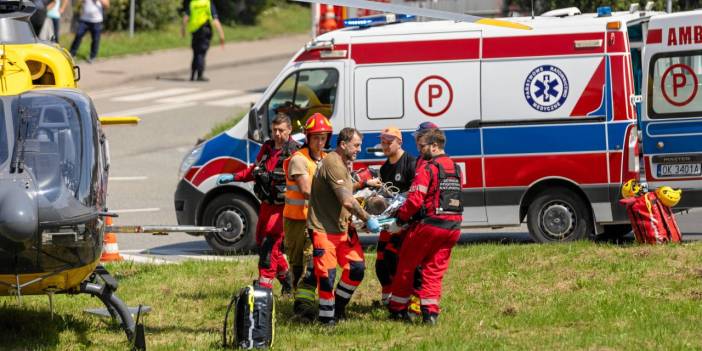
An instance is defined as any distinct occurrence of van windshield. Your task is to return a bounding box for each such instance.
[265,68,339,135]
[649,51,702,118]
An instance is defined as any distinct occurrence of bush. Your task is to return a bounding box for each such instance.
[213,0,289,26]
[102,0,180,31]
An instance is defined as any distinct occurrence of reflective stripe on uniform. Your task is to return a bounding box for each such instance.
[420,298,439,306]
[417,185,428,193]
[390,295,409,304]
[336,289,352,299]
[285,198,308,206]
[286,184,301,192]
[259,277,274,285]
[295,288,316,302]
[319,309,334,317]
[337,280,357,292]
[319,298,334,306]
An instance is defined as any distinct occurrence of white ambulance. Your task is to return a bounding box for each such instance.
[174,7,702,252]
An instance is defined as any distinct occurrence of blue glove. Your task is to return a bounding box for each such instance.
[366,216,381,233]
[217,173,235,185]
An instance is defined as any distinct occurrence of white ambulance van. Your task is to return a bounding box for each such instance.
[174,8,702,252]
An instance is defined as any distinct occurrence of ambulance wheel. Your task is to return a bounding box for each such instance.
[202,194,257,254]
[527,189,593,243]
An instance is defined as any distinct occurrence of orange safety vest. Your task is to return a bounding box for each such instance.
[283,147,326,220]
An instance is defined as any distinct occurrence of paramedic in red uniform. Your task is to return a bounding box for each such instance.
[308,127,381,325]
[375,126,416,305]
[388,128,463,325]
[217,113,297,292]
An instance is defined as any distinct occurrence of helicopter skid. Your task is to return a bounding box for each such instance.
[79,265,146,350]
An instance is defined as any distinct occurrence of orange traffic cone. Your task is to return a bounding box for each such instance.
[320,6,338,33]
[101,216,123,262]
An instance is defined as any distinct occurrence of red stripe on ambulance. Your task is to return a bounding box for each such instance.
[191,158,248,187]
[570,57,605,117]
[484,153,608,187]
[351,39,480,64]
[483,33,605,58]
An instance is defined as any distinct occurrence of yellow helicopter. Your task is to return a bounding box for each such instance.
[0,1,218,348]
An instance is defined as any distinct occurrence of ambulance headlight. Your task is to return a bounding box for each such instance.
[178,143,204,180]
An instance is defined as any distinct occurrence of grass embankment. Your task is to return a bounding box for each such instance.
[2,242,702,350]
[62,4,310,60]
[204,109,247,140]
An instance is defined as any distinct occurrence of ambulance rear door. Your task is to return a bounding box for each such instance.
[642,11,702,208]
[350,30,487,223]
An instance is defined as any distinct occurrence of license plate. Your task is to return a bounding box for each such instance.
[657,163,702,177]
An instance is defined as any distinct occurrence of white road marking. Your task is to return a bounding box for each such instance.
[109,176,149,181]
[111,207,161,214]
[112,88,200,102]
[206,93,262,107]
[120,254,174,265]
[157,89,242,103]
[104,102,197,116]
[90,86,154,100]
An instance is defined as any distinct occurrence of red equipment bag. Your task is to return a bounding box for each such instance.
[619,192,682,244]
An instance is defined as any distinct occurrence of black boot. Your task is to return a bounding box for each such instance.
[421,308,438,325]
[293,284,317,323]
[279,272,293,296]
[388,309,411,322]
[334,299,348,321]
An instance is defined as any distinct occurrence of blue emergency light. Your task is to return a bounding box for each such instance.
[597,6,612,17]
[343,14,416,28]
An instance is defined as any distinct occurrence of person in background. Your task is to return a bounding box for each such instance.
[374,127,416,305]
[46,0,68,42]
[69,0,110,63]
[181,0,225,82]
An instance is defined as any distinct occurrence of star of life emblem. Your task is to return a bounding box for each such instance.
[524,65,569,112]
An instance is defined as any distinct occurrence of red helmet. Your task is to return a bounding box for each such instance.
[304,113,332,135]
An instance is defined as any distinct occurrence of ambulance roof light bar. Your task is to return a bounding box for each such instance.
[343,13,416,28]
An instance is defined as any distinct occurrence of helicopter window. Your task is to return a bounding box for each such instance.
[15,93,84,204]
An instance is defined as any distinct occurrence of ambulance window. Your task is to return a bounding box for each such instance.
[648,51,702,118]
[366,77,404,119]
[265,68,338,135]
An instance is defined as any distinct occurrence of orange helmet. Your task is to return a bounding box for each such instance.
[304,113,332,135]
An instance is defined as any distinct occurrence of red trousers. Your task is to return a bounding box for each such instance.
[257,203,289,289]
[388,222,459,315]
[312,229,365,321]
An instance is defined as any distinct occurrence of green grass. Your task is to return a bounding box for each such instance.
[204,109,247,140]
[2,242,702,350]
[62,4,310,60]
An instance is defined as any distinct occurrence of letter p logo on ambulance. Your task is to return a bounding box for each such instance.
[524,65,569,112]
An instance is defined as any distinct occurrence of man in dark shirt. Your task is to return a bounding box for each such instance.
[375,127,416,305]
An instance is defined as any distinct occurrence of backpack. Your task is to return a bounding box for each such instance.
[620,192,682,244]
[426,158,463,215]
[223,282,275,349]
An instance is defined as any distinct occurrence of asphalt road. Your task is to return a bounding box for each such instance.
[88,58,702,262]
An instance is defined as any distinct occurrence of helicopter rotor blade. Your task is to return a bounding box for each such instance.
[294,0,531,30]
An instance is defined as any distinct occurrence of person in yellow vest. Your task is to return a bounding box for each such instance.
[283,113,331,320]
[181,0,225,82]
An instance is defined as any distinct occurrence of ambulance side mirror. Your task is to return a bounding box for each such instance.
[247,109,260,142]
